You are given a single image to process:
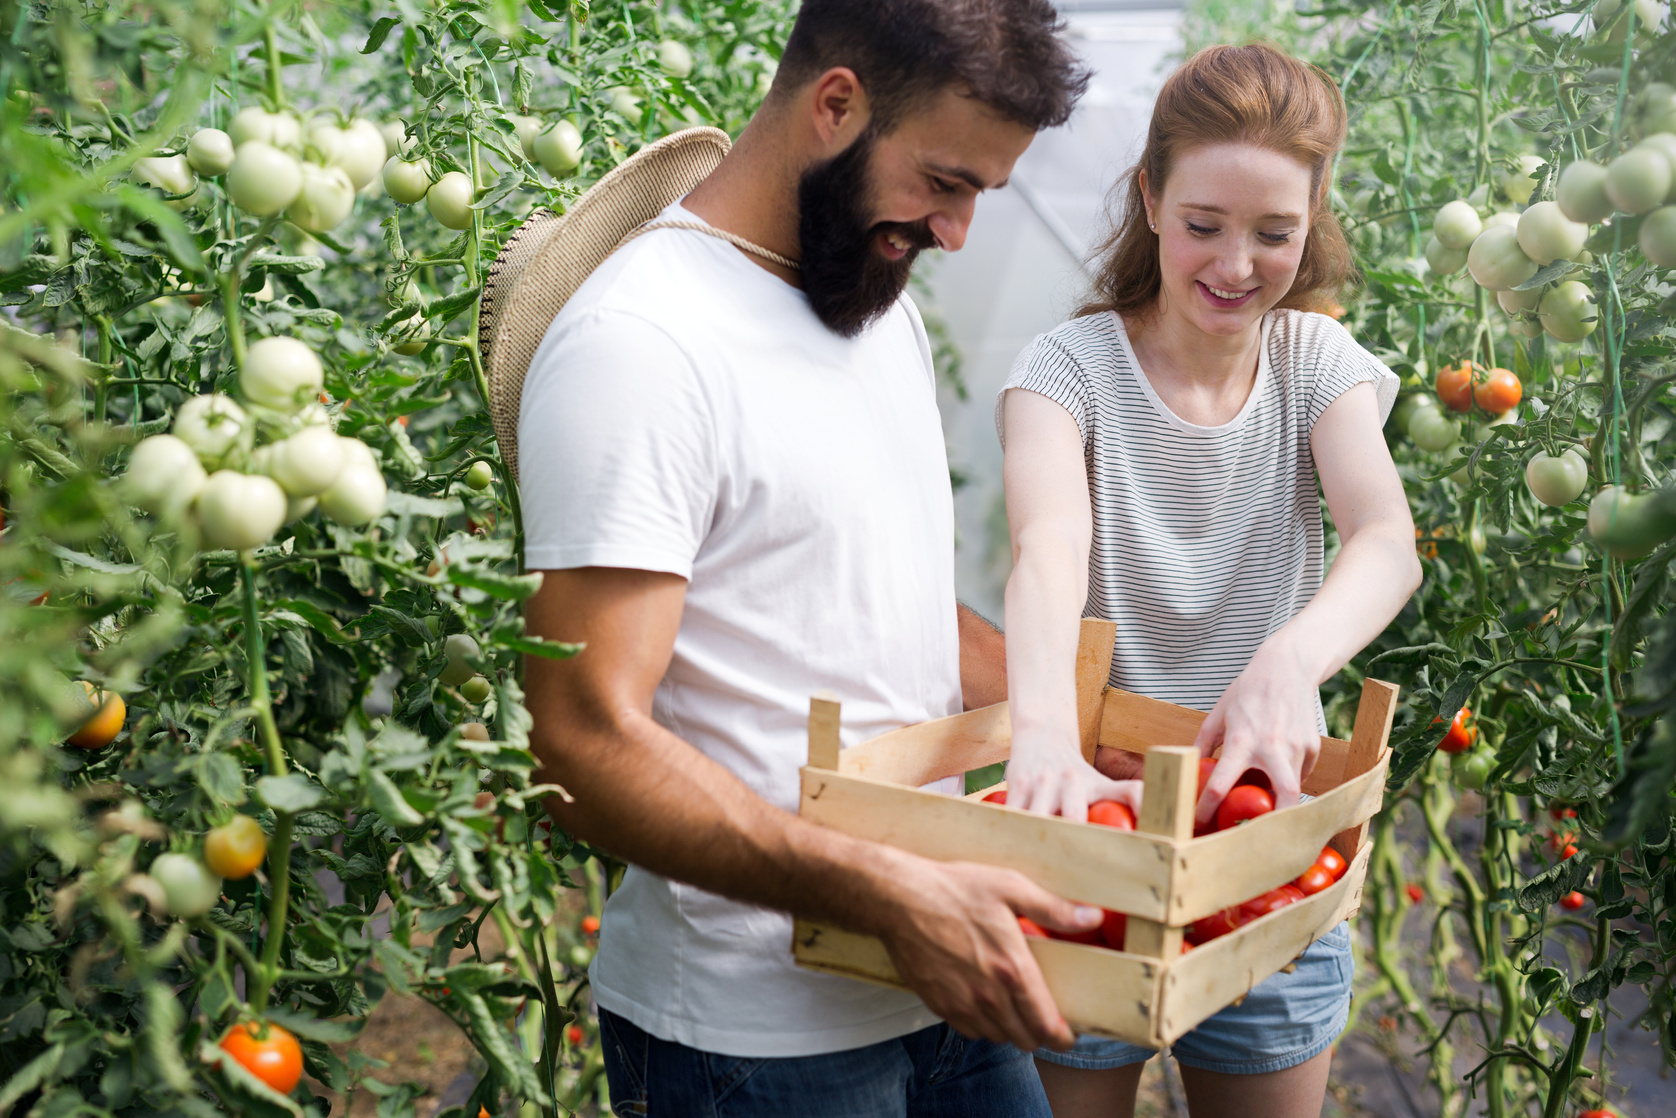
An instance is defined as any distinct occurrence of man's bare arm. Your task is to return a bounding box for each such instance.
[957,603,1007,710]
[524,565,1101,1050]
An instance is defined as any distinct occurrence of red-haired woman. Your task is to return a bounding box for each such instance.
[998,44,1420,1116]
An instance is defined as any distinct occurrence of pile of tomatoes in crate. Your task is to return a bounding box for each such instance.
[993,756,1352,952]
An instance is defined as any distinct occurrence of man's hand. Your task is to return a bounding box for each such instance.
[873,853,1101,1051]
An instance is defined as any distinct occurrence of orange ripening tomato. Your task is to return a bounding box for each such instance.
[1436,707,1476,753]
[202,815,267,880]
[1017,916,1048,939]
[580,914,600,937]
[1435,361,1478,412]
[1100,909,1128,951]
[1087,801,1135,830]
[1473,367,1521,414]
[1215,784,1275,832]
[218,1020,303,1094]
[1559,891,1587,911]
[1405,883,1425,904]
[66,682,125,749]
[1316,846,1349,881]
[1294,863,1335,896]
[981,789,1007,805]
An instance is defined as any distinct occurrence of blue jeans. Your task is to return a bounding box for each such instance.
[599,1008,1053,1117]
[1036,921,1354,1074]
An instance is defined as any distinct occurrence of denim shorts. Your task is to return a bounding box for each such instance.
[600,1007,1052,1117]
[1036,920,1353,1074]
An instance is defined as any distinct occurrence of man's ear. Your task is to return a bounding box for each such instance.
[806,67,871,152]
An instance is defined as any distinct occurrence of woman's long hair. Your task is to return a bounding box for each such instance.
[1079,43,1356,319]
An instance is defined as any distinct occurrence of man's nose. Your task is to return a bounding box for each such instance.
[927,196,977,253]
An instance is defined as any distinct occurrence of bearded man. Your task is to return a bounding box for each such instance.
[520,2,1093,1112]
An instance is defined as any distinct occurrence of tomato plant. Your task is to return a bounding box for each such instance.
[0,1,795,1115]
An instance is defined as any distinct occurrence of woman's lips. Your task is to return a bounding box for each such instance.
[1197,280,1258,308]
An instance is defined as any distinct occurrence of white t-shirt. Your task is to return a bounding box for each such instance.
[998,309,1398,721]
[519,201,962,1057]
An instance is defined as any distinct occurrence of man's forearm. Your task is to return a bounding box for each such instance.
[957,602,1007,709]
[535,709,915,939]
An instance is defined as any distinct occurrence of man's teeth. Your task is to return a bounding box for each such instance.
[885,231,912,251]
[1206,284,1250,300]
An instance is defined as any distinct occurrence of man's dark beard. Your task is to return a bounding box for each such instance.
[797,129,937,338]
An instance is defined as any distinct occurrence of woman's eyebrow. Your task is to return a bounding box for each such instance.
[1178,202,1302,221]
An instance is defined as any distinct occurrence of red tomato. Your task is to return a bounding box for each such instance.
[1560,843,1579,859]
[1046,924,1104,946]
[1239,885,1305,922]
[1017,916,1047,938]
[1436,707,1476,753]
[1549,804,1578,821]
[1294,864,1335,896]
[566,1024,584,1046]
[1100,909,1128,950]
[1473,367,1521,415]
[1317,847,1349,881]
[1087,801,1136,830]
[1405,883,1424,904]
[1435,361,1478,412]
[1180,940,1193,954]
[1197,757,1218,795]
[1579,1109,1616,1118]
[1559,891,1587,911]
[981,789,1007,805]
[1234,767,1273,793]
[1188,908,1246,944]
[580,914,600,937]
[1550,831,1579,859]
[1215,784,1275,832]
[218,1021,303,1095]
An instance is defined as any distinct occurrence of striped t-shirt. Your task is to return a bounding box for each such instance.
[997,308,1398,717]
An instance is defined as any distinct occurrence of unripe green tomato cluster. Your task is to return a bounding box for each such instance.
[1408,401,1461,453]
[134,154,199,210]
[427,171,474,230]
[535,120,583,177]
[150,852,222,918]
[1525,449,1589,507]
[382,156,432,204]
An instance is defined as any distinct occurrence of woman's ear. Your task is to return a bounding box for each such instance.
[1139,167,1156,230]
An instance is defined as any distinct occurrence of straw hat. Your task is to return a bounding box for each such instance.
[480,126,732,481]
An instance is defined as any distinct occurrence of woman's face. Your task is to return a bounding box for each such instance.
[1143,142,1314,338]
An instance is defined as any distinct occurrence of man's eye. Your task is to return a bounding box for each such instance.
[929,177,957,194]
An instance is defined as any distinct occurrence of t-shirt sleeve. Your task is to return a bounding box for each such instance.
[518,307,716,578]
[994,334,1092,449]
[1303,314,1400,429]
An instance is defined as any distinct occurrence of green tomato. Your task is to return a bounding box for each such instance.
[1556,161,1613,224]
[392,316,431,355]
[229,106,278,148]
[534,121,583,177]
[1594,0,1662,43]
[1497,155,1545,205]
[1409,408,1462,452]
[1525,449,1589,507]
[1515,201,1586,265]
[465,461,495,491]
[1496,286,1542,314]
[1450,750,1495,791]
[196,470,287,551]
[658,39,694,78]
[124,434,207,518]
[1637,83,1676,136]
[1538,280,1598,343]
[316,452,387,527]
[227,141,302,216]
[381,156,431,205]
[330,118,388,190]
[426,171,474,230]
[380,119,413,157]
[1639,205,1676,267]
[284,494,317,523]
[1509,315,1545,339]
[174,393,249,465]
[150,853,222,918]
[242,336,323,413]
[460,675,493,704]
[610,87,644,124]
[1466,225,1537,291]
[510,115,542,161]
[286,162,355,233]
[1588,484,1676,558]
[1635,132,1676,192]
[1389,393,1439,434]
[134,154,197,207]
[1606,147,1670,214]
[187,128,235,176]
[1424,235,1467,276]
[1432,200,1482,250]
[258,425,346,498]
[440,634,480,687]
[1482,211,1520,230]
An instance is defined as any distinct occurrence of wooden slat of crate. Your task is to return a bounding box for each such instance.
[1153,841,1372,1046]
[800,767,1177,920]
[841,702,1013,787]
[792,920,1162,1042]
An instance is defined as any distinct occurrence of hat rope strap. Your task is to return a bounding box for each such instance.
[617,219,800,270]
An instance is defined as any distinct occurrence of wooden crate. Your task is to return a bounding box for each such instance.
[792,618,1397,1047]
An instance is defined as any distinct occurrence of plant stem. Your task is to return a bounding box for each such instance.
[240,560,294,1014]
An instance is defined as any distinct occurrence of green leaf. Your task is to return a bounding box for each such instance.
[195,753,247,807]
[264,1007,367,1044]
[491,631,582,660]
[246,253,325,275]
[0,1044,64,1116]
[269,600,354,647]
[423,282,484,327]
[367,605,432,647]
[446,566,543,601]
[257,773,327,813]
[114,186,206,274]
[366,768,426,829]
[385,490,463,519]
[1516,852,1593,911]
[362,16,401,53]
[1512,260,1576,291]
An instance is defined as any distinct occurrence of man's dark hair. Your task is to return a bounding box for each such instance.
[773,0,1089,132]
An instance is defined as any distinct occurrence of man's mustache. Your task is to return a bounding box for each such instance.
[871,220,937,252]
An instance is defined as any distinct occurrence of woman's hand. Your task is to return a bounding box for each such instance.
[1007,729,1143,821]
[1191,637,1321,830]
